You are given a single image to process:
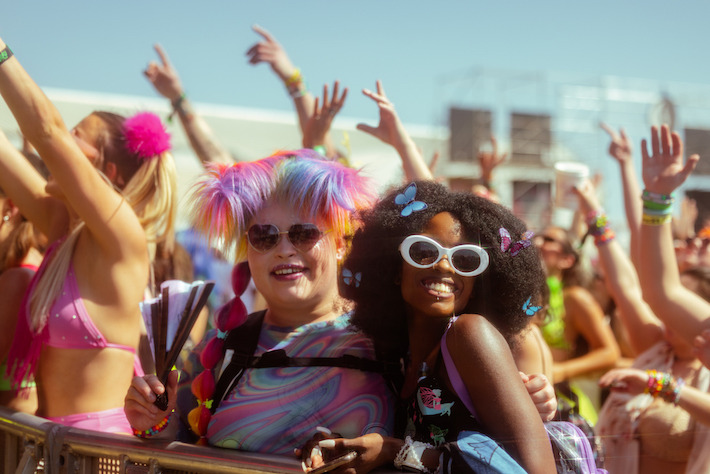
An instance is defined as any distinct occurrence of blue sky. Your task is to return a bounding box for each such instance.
[4,0,709,126]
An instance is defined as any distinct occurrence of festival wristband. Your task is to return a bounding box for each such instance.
[642,214,672,226]
[0,46,13,67]
[642,190,675,205]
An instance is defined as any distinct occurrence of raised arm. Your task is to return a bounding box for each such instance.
[144,44,232,165]
[554,286,620,382]
[639,124,710,345]
[574,180,663,356]
[0,129,68,240]
[357,81,433,182]
[601,123,643,269]
[0,39,146,260]
[245,26,341,154]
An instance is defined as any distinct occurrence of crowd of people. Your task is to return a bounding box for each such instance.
[1,25,710,474]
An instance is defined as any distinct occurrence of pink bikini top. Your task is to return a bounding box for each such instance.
[46,263,138,357]
[6,243,143,391]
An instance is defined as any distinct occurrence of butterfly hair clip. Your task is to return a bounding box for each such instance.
[342,268,362,288]
[522,296,542,316]
[499,228,534,256]
[395,183,427,217]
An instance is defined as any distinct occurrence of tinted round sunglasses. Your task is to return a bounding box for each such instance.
[246,223,331,253]
[399,235,490,277]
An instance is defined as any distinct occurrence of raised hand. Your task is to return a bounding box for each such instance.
[600,122,633,164]
[641,125,699,195]
[144,44,183,102]
[303,81,348,150]
[478,136,507,183]
[124,371,178,432]
[245,25,296,82]
[572,179,602,215]
[356,80,408,149]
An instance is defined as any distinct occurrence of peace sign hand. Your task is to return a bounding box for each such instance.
[600,122,632,164]
[641,124,699,195]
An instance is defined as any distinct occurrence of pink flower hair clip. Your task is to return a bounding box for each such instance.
[123,112,171,159]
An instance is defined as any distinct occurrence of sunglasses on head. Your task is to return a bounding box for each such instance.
[246,223,330,253]
[399,235,490,277]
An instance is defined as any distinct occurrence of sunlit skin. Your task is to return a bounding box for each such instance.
[246,200,345,327]
[46,114,103,204]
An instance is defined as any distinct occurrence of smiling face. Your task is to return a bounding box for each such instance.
[400,212,476,319]
[246,200,342,318]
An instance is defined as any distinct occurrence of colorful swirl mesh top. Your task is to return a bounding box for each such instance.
[181,314,395,454]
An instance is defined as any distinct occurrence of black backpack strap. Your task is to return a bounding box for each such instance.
[229,349,401,374]
[210,310,266,414]
[210,310,404,414]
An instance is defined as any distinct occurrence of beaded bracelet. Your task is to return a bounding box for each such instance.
[285,68,302,87]
[132,411,173,438]
[0,46,13,67]
[670,378,686,405]
[285,68,308,98]
[586,210,615,245]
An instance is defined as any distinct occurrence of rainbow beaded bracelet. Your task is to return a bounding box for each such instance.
[132,410,174,439]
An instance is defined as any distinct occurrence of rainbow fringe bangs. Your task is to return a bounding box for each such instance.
[189,150,377,256]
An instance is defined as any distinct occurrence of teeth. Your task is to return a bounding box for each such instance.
[425,281,454,294]
[275,267,301,275]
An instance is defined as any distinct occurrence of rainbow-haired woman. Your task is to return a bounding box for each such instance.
[125,150,397,452]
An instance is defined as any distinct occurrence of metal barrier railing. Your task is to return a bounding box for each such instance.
[1,407,400,474]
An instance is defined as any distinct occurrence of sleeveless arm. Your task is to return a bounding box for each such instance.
[445,313,555,474]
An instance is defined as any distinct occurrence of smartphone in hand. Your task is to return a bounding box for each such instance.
[309,451,358,474]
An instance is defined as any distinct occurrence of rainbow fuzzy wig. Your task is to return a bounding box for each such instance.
[189,149,377,261]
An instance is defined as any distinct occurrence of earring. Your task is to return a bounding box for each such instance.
[2,214,8,222]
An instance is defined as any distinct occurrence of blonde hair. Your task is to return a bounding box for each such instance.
[28,112,177,331]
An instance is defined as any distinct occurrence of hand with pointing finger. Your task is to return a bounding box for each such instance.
[144,44,184,103]
[245,25,297,83]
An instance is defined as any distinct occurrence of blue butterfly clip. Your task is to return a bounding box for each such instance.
[342,268,362,288]
[522,296,542,316]
[395,183,428,217]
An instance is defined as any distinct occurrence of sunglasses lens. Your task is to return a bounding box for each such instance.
[288,224,323,251]
[409,241,440,266]
[451,248,481,273]
[247,225,280,252]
